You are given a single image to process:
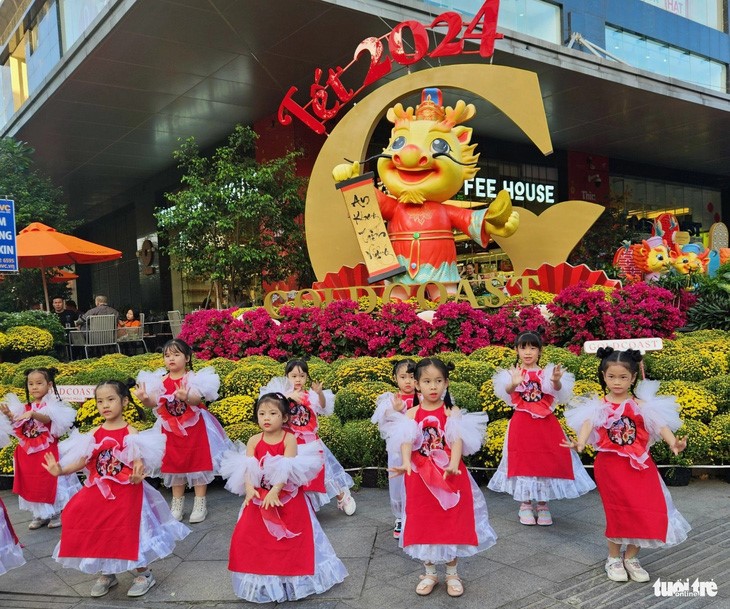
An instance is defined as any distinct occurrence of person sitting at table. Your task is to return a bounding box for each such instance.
[75,296,119,331]
[118,308,142,340]
[53,297,79,328]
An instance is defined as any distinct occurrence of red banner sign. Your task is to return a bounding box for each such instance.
[278,0,502,134]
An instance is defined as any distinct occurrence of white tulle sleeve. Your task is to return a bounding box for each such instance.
[371,392,396,428]
[258,376,292,399]
[541,365,575,405]
[220,443,262,496]
[444,409,489,456]
[122,429,166,471]
[38,394,76,437]
[564,395,607,446]
[381,410,420,455]
[262,443,324,487]
[0,412,12,447]
[2,393,25,418]
[492,369,514,405]
[635,380,683,441]
[186,367,220,402]
[58,429,95,469]
[309,389,334,416]
[136,369,166,403]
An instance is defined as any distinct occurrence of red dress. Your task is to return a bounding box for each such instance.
[229,434,315,576]
[593,400,668,542]
[158,376,213,475]
[13,403,60,504]
[506,369,572,479]
[59,427,143,560]
[284,395,325,494]
[403,405,477,548]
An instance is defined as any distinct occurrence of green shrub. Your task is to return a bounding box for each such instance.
[224,421,261,443]
[449,381,482,413]
[329,357,395,392]
[700,375,730,415]
[482,417,507,468]
[437,351,468,365]
[479,379,512,420]
[338,419,386,469]
[335,381,394,421]
[540,345,581,375]
[0,363,17,383]
[0,310,65,346]
[0,437,18,474]
[223,363,282,399]
[708,413,730,464]
[658,380,718,423]
[55,365,130,386]
[469,346,514,368]
[4,326,54,358]
[208,395,255,426]
[650,419,711,466]
[575,355,600,381]
[645,349,727,381]
[306,358,334,388]
[451,360,495,388]
[11,355,62,385]
[317,415,345,464]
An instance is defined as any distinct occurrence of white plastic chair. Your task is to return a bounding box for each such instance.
[85,314,120,358]
[168,310,182,338]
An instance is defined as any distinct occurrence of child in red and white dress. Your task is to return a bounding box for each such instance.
[0,367,80,529]
[371,358,417,538]
[260,359,356,515]
[44,380,190,598]
[489,331,594,525]
[385,358,497,598]
[222,392,347,603]
[564,348,690,583]
[136,339,231,524]
[0,414,25,575]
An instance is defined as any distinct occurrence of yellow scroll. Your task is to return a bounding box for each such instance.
[336,172,406,283]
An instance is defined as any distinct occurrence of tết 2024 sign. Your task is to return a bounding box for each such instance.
[278,0,502,135]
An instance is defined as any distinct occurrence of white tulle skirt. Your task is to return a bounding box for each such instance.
[231,502,348,603]
[487,426,596,502]
[52,482,190,574]
[400,473,497,564]
[161,410,232,488]
[608,474,691,549]
[19,472,81,519]
[0,516,25,575]
[388,450,405,520]
[305,442,354,511]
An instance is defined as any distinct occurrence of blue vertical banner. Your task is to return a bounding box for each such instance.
[0,199,18,272]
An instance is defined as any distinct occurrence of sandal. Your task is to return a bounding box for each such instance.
[445,573,464,597]
[416,573,438,596]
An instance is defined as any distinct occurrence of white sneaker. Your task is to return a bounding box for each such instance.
[127,572,156,597]
[623,557,650,582]
[605,556,628,582]
[90,574,118,597]
[337,491,356,515]
[189,496,207,523]
[170,496,184,521]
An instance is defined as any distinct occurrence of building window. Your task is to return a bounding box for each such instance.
[59,0,111,53]
[639,0,725,32]
[26,1,61,94]
[425,0,562,45]
[606,26,727,92]
[611,176,721,234]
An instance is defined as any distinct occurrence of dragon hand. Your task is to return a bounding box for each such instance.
[332,161,360,182]
[484,190,519,237]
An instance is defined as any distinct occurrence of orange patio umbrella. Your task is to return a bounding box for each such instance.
[16,222,122,311]
[0,268,78,283]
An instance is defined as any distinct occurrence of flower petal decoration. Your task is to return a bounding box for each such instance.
[506,262,622,296]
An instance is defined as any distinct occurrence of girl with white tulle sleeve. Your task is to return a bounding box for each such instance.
[135,339,231,524]
[386,357,497,598]
[488,331,595,526]
[44,380,190,598]
[563,348,690,584]
[0,414,25,575]
[222,392,347,603]
[371,358,417,538]
[259,359,356,515]
[0,367,80,529]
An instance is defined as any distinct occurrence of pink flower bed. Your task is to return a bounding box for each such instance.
[179,282,685,361]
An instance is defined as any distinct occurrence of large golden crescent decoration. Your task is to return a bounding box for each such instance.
[306,64,553,281]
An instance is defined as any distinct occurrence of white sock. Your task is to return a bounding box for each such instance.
[424,563,437,576]
[446,564,458,576]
